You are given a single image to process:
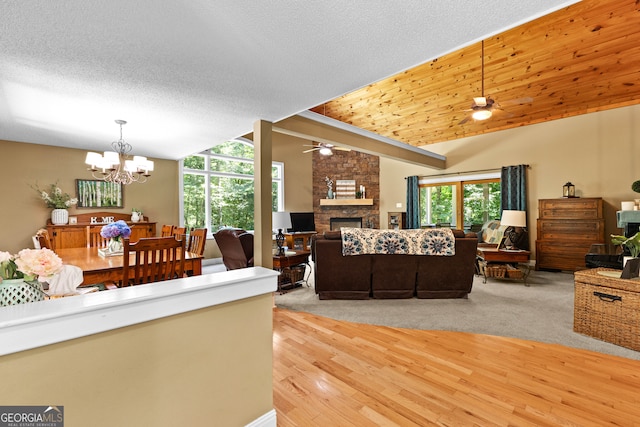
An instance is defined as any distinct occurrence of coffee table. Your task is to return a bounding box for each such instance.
[477,247,531,286]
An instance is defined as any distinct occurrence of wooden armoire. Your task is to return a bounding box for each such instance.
[535,197,605,271]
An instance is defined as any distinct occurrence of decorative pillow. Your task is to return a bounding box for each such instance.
[481,220,507,244]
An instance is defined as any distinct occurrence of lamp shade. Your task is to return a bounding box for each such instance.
[500,210,527,227]
[272,211,292,232]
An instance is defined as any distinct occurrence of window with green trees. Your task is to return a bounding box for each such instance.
[419,177,501,229]
[181,140,283,233]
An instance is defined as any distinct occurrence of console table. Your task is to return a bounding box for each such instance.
[46,211,156,250]
[477,247,531,285]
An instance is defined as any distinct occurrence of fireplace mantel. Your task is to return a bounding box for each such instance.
[319,198,373,206]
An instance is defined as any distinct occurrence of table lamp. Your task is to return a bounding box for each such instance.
[272,211,292,255]
[500,210,527,250]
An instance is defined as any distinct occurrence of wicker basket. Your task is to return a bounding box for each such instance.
[505,264,524,279]
[278,266,305,287]
[574,269,640,351]
[0,279,45,306]
[483,264,507,279]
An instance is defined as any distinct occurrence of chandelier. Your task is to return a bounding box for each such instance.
[85,120,154,185]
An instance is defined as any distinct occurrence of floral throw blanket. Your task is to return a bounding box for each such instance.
[340,227,455,256]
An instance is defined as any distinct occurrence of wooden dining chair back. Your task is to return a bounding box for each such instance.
[86,226,109,248]
[186,228,207,256]
[35,230,53,250]
[122,237,186,286]
[172,226,187,242]
[160,224,174,237]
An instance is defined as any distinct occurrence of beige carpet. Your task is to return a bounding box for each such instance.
[275,265,640,361]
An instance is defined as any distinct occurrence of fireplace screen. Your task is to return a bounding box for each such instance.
[330,217,362,230]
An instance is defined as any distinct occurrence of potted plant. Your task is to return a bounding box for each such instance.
[611,232,640,266]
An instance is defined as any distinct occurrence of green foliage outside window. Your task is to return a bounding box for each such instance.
[419,180,501,228]
[463,182,501,227]
[182,141,282,232]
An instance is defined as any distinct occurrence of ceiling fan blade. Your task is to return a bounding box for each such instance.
[302,147,320,153]
[459,115,471,125]
[333,147,351,152]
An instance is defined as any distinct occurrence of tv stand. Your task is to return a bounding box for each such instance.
[285,232,317,251]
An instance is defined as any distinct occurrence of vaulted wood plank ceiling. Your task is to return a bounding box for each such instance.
[312,0,640,148]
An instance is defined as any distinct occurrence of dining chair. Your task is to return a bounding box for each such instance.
[160,224,174,237]
[187,228,207,256]
[172,226,187,242]
[122,237,186,286]
[86,226,109,248]
[34,229,53,250]
[185,228,207,276]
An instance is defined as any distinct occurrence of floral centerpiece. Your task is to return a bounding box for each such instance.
[100,220,132,254]
[0,248,63,283]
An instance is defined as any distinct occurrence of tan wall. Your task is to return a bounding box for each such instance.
[272,133,313,212]
[380,104,640,258]
[0,293,274,427]
[0,140,180,254]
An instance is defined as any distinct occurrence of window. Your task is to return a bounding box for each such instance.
[181,139,284,232]
[419,174,500,229]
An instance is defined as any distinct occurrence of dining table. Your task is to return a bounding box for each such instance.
[55,246,203,286]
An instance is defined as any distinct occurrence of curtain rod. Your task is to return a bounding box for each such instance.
[405,164,530,179]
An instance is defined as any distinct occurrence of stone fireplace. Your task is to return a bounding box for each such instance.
[313,150,379,234]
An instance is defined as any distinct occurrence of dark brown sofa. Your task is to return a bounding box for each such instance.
[311,229,478,299]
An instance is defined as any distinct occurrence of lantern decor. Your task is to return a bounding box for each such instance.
[563,182,576,198]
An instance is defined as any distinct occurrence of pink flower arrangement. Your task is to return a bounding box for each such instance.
[0,248,63,282]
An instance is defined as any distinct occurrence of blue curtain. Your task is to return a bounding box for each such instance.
[406,176,420,229]
[501,165,527,211]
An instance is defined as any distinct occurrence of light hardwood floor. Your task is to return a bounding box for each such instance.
[273,308,640,426]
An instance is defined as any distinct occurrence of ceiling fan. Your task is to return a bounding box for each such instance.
[459,40,533,125]
[302,142,351,156]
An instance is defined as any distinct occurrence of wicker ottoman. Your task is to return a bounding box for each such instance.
[573,268,640,351]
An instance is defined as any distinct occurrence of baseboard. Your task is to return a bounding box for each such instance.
[246,409,277,427]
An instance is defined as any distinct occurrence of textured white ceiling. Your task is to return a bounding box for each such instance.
[0,0,579,160]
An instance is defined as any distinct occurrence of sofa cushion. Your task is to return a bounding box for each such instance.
[324,230,342,240]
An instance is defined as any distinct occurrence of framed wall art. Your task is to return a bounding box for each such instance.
[76,179,123,208]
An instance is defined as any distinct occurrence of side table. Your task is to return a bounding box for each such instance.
[477,247,531,286]
[273,250,310,293]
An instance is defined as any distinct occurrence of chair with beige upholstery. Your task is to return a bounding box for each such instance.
[86,226,109,248]
[122,237,186,286]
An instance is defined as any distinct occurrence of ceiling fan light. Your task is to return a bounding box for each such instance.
[319,147,333,155]
[472,109,492,121]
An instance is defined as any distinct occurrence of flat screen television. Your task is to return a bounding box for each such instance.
[289,212,315,232]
